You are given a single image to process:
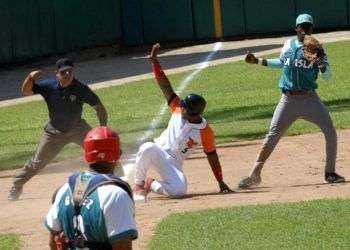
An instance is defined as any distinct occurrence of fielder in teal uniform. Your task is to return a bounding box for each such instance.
[239,14,345,188]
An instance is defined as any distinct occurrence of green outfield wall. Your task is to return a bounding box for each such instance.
[221,0,245,37]
[1,0,349,63]
[0,0,121,62]
[244,0,295,34]
[295,0,348,29]
[192,0,216,39]
[0,0,14,62]
[141,0,194,43]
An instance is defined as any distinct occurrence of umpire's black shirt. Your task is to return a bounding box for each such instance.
[33,79,99,132]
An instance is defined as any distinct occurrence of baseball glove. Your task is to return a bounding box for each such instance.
[303,35,325,64]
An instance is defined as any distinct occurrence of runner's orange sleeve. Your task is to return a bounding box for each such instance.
[169,96,182,113]
[200,125,216,154]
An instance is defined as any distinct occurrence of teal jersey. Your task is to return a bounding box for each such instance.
[267,38,331,91]
[45,171,137,248]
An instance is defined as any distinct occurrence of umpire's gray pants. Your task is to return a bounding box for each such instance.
[252,92,337,174]
[12,120,91,188]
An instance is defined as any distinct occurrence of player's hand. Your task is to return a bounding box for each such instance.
[149,43,160,63]
[29,70,42,81]
[245,52,258,64]
[54,231,69,250]
[316,58,326,72]
[219,180,233,193]
[316,47,325,59]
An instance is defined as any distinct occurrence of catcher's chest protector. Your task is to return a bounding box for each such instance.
[67,172,133,249]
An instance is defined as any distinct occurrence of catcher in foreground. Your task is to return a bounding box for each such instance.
[133,43,232,199]
[45,127,137,250]
[240,13,345,188]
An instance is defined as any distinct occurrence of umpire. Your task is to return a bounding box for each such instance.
[8,58,108,201]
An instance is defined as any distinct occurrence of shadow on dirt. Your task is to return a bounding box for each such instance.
[150,189,269,201]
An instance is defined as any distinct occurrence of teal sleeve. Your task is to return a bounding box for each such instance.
[266,58,284,68]
[320,63,331,81]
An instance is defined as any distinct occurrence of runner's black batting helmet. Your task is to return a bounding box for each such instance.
[181,94,206,115]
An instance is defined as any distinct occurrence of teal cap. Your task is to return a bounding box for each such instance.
[296,14,313,27]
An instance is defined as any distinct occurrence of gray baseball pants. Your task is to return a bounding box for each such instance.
[251,92,337,176]
[12,120,91,188]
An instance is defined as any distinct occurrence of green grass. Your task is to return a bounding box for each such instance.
[150,199,350,250]
[0,234,21,250]
[1,41,350,170]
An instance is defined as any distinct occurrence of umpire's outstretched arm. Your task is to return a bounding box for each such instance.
[22,70,42,96]
[149,43,176,102]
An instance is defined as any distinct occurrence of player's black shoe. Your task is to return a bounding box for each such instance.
[325,172,345,184]
[8,186,23,201]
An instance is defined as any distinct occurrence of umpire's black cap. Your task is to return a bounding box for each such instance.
[181,94,207,115]
[56,58,74,72]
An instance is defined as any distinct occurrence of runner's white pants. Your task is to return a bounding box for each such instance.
[134,142,187,197]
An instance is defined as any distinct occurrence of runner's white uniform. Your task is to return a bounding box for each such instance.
[135,96,216,196]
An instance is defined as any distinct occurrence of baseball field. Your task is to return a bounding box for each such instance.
[0,33,350,249]
[0,234,20,250]
[150,199,350,249]
[1,40,350,170]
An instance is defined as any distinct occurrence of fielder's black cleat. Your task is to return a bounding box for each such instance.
[8,186,23,201]
[325,172,345,184]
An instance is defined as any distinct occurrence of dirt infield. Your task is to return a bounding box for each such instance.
[1,129,350,249]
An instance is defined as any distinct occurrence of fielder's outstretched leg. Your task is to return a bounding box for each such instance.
[134,142,187,198]
[239,94,299,188]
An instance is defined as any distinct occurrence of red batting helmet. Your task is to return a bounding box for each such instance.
[84,126,121,164]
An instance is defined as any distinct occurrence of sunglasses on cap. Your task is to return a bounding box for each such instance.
[59,68,73,76]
